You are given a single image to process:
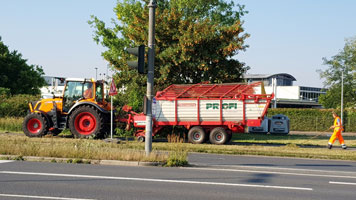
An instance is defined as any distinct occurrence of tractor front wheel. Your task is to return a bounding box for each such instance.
[69,106,105,138]
[23,113,48,137]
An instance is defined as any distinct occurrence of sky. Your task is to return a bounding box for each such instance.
[1,0,356,88]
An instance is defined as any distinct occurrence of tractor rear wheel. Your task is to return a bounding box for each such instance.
[209,127,228,145]
[68,105,105,138]
[23,113,48,137]
[188,126,206,144]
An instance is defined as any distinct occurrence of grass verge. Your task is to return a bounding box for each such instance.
[1,132,356,165]
[0,117,23,133]
[0,134,172,164]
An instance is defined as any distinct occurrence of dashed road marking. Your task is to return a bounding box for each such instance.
[329,181,356,186]
[0,160,13,164]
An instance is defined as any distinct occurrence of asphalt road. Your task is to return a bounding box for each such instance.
[1,154,356,200]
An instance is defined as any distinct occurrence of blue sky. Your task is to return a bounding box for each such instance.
[1,0,356,87]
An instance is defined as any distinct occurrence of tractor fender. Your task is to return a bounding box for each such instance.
[32,110,51,126]
[67,102,109,116]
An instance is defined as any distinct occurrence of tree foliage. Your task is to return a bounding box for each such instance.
[0,37,46,95]
[89,0,249,110]
[318,37,356,108]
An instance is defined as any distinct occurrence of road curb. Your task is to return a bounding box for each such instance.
[0,155,161,167]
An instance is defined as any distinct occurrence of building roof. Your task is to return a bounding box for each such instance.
[243,73,297,81]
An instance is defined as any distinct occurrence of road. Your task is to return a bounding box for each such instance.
[1,154,356,200]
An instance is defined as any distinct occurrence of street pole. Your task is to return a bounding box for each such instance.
[341,70,344,130]
[95,67,98,80]
[272,78,277,108]
[145,0,156,156]
[111,95,113,139]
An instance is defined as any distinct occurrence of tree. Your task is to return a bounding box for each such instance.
[89,0,249,110]
[318,37,356,108]
[0,37,46,95]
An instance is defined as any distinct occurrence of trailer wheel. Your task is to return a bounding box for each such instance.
[209,127,228,145]
[23,113,48,137]
[69,105,105,138]
[137,136,145,142]
[188,126,206,144]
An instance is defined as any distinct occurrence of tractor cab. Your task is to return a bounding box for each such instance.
[62,78,109,112]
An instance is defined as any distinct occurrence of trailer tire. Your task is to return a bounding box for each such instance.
[137,136,145,142]
[209,127,228,145]
[188,126,206,144]
[23,113,49,137]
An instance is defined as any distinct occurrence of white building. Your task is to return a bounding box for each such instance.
[40,76,66,98]
[244,73,326,108]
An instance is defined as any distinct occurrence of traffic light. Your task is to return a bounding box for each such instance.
[126,45,145,74]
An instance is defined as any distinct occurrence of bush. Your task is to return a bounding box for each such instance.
[165,151,188,167]
[0,94,39,117]
[267,108,356,132]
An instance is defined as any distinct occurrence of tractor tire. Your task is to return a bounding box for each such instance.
[68,105,105,139]
[188,126,206,144]
[23,113,49,137]
[209,127,228,145]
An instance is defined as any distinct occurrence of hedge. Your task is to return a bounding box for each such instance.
[267,108,356,132]
[0,94,40,117]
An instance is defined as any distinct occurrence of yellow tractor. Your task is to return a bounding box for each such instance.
[22,78,111,138]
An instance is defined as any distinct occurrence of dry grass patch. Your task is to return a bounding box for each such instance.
[0,134,168,163]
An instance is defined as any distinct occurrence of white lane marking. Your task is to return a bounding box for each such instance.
[329,181,356,186]
[0,193,95,200]
[0,160,13,164]
[0,171,313,191]
[183,167,356,179]
[209,164,356,175]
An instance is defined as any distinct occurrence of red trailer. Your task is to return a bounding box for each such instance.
[120,82,273,144]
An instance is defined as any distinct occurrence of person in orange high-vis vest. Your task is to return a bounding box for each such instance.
[328,111,347,149]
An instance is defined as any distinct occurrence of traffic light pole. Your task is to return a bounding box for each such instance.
[145,0,156,156]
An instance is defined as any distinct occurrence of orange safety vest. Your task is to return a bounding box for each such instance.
[334,116,344,132]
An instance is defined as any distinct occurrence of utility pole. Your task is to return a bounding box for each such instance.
[95,67,98,80]
[341,70,344,130]
[145,0,156,156]
[272,78,277,108]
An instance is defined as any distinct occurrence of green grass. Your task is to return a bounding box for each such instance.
[0,117,23,132]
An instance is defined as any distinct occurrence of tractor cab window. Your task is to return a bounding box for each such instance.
[63,81,93,112]
[83,82,93,99]
[96,82,103,102]
[64,82,83,100]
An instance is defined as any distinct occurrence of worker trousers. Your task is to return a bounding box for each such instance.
[328,129,345,145]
